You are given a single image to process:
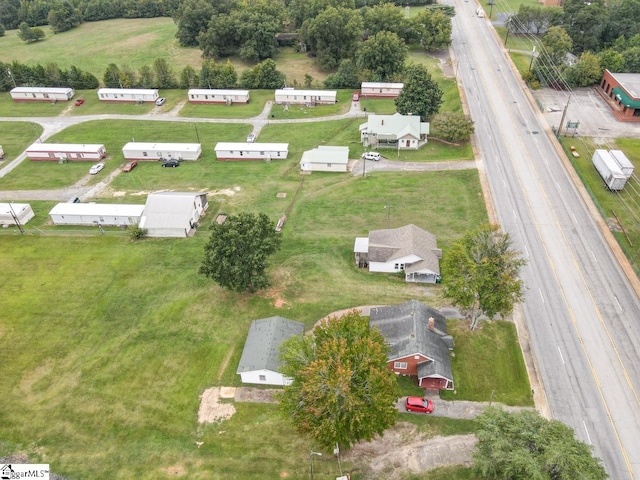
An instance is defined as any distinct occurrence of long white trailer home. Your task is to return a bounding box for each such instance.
[97,88,159,103]
[122,142,202,161]
[10,87,75,102]
[0,203,35,226]
[188,89,250,104]
[26,143,107,162]
[360,82,404,98]
[274,88,337,105]
[214,142,289,161]
[49,203,145,226]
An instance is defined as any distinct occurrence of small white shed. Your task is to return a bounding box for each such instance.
[10,87,75,102]
[0,203,35,226]
[300,146,349,172]
[97,88,159,103]
[139,192,208,238]
[214,142,289,161]
[274,88,337,105]
[122,142,202,161]
[26,143,107,162]
[237,316,305,386]
[49,203,145,226]
[188,89,250,104]
[361,82,404,98]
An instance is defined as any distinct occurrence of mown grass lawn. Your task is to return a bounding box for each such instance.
[0,121,43,162]
[0,92,69,117]
[178,90,273,119]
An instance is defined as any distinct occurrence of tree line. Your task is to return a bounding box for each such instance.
[0,59,98,90]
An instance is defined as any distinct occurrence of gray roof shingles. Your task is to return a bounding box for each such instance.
[368,224,441,275]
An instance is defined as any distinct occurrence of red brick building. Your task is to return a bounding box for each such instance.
[598,70,640,122]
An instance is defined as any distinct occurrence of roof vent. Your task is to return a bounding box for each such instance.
[428,317,435,331]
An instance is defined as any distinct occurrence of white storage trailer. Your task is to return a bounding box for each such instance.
[97,88,159,103]
[49,203,145,226]
[10,87,75,102]
[0,203,35,226]
[274,89,337,105]
[122,142,202,161]
[26,143,107,162]
[592,149,628,191]
[188,89,250,104]
[610,150,634,178]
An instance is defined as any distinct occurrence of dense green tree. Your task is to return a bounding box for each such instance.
[564,51,602,87]
[509,5,562,35]
[561,0,607,54]
[442,223,527,330]
[324,59,361,88]
[153,58,177,88]
[622,45,640,72]
[118,67,137,89]
[173,0,216,47]
[356,31,407,81]
[199,60,237,88]
[180,65,199,89]
[598,48,625,72]
[44,62,63,86]
[362,3,411,42]
[63,65,99,89]
[82,0,125,21]
[430,111,475,143]
[199,212,282,293]
[18,0,50,26]
[287,0,355,28]
[47,0,82,33]
[395,64,443,121]
[534,26,573,88]
[0,22,4,36]
[103,63,121,88]
[17,21,45,42]
[198,13,238,58]
[602,0,640,47]
[239,59,285,89]
[138,65,154,88]
[279,311,399,449]
[0,0,20,30]
[474,408,607,480]
[411,8,452,50]
[301,6,364,70]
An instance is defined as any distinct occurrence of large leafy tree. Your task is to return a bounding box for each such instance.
[561,0,607,54]
[564,51,602,87]
[509,5,563,35]
[597,48,625,72]
[199,60,237,88]
[239,59,285,89]
[287,0,355,28]
[173,0,217,47]
[103,63,121,88]
[180,65,199,89]
[362,3,411,42]
[199,212,281,293]
[17,21,45,43]
[430,111,475,143]
[474,407,607,480]
[324,59,361,88]
[279,311,399,449]
[47,0,82,33]
[395,64,443,121]
[153,58,177,89]
[442,223,526,330]
[411,8,452,51]
[356,31,407,81]
[535,26,573,88]
[301,6,364,70]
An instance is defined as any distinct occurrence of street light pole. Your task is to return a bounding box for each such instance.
[528,46,536,72]
[488,0,494,20]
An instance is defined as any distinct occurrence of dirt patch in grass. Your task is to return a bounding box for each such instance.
[198,387,236,424]
[217,347,235,382]
[161,465,186,477]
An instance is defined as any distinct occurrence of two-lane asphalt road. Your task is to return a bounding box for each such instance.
[448,1,640,478]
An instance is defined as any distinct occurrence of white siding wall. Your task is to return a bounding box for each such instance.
[240,369,293,386]
[50,213,141,226]
[369,254,421,273]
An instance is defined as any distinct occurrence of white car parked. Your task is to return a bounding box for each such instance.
[89,162,105,175]
[362,152,381,161]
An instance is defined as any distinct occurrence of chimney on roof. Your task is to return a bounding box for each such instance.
[428,317,435,331]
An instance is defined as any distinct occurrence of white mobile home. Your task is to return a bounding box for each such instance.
[10,87,75,102]
[49,203,145,226]
[188,89,250,104]
[299,146,349,172]
[139,192,208,238]
[360,82,404,98]
[274,88,337,105]
[26,143,107,162]
[610,149,634,178]
[97,88,159,103]
[122,142,202,161]
[0,203,35,226]
[214,142,289,161]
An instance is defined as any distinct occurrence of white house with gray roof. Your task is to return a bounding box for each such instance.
[299,145,349,172]
[359,113,429,150]
[370,300,454,390]
[139,192,208,237]
[354,224,442,283]
[237,316,305,386]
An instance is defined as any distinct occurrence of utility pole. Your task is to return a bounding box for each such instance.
[557,96,571,138]
[8,202,24,234]
[384,205,392,228]
[488,0,494,19]
[528,46,536,72]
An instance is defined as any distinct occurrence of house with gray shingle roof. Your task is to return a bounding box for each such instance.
[359,113,429,150]
[237,316,305,386]
[354,224,442,283]
[370,300,454,390]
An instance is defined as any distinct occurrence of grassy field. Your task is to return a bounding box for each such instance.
[0,121,43,162]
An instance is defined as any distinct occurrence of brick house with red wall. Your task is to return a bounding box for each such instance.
[598,70,640,122]
[370,300,454,391]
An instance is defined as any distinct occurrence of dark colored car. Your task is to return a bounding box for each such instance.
[405,397,435,414]
[161,159,180,168]
[75,99,85,106]
[122,161,137,172]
